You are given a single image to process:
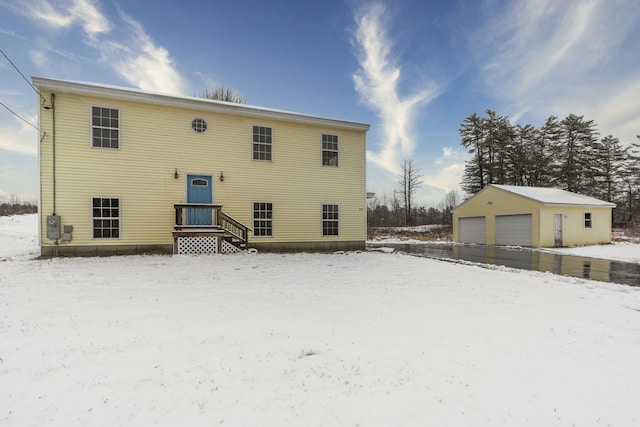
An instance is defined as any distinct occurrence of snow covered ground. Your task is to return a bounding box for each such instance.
[371,233,640,264]
[537,243,640,264]
[2,214,640,426]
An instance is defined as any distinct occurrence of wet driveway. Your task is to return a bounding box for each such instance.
[367,243,640,287]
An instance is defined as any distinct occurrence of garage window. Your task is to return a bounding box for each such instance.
[584,212,592,229]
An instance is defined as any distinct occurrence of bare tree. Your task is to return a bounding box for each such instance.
[438,189,460,225]
[198,86,246,104]
[443,189,460,209]
[398,158,424,226]
[390,191,403,226]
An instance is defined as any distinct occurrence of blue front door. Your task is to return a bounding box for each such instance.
[187,174,212,225]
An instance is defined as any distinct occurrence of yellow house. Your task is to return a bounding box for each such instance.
[453,184,615,247]
[33,77,369,256]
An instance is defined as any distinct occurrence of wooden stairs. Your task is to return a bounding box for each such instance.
[173,204,250,254]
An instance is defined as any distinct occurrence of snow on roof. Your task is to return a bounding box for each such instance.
[491,184,616,207]
[31,77,370,132]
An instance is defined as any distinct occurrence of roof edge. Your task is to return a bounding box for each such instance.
[32,77,370,132]
[490,184,616,207]
[453,184,616,211]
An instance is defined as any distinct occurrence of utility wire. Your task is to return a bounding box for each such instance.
[0,48,43,131]
[0,48,46,103]
[0,101,38,130]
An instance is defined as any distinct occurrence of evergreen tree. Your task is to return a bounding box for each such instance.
[509,124,537,186]
[484,110,514,185]
[459,113,486,194]
[556,114,598,194]
[534,116,562,187]
[591,135,626,202]
[619,136,640,226]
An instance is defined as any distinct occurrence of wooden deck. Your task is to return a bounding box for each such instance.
[173,204,250,254]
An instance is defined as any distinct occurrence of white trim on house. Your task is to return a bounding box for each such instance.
[33,77,370,132]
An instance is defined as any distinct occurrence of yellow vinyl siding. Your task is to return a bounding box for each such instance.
[539,206,612,246]
[38,85,366,251]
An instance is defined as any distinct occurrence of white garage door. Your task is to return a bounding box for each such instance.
[495,214,532,246]
[458,217,486,244]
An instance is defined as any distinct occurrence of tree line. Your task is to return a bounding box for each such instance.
[367,158,459,228]
[0,195,37,216]
[367,189,459,228]
[460,110,640,226]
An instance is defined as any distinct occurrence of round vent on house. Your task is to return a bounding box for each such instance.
[191,118,207,133]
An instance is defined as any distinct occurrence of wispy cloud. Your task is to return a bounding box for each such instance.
[98,10,185,94]
[352,2,440,174]
[9,0,186,95]
[69,0,112,36]
[473,0,640,144]
[8,0,111,36]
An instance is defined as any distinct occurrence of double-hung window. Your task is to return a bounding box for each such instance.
[91,106,119,149]
[92,197,120,238]
[253,202,273,236]
[584,212,592,229]
[322,134,338,166]
[322,204,339,236]
[253,126,272,161]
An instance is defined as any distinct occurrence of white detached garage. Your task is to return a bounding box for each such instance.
[453,185,615,247]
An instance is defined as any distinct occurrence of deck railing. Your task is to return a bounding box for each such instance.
[221,212,250,243]
[174,203,250,247]
[174,203,223,227]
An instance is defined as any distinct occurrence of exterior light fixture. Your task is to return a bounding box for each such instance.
[174,168,179,179]
[220,171,224,182]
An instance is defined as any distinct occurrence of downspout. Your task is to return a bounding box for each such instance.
[51,93,56,213]
[51,93,58,256]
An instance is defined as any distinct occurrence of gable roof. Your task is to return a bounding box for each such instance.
[32,77,370,132]
[490,184,616,207]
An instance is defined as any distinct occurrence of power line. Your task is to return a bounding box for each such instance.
[0,48,46,103]
[0,101,38,131]
[0,48,44,132]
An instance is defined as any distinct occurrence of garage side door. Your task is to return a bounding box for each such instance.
[495,214,532,246]
[458,217,486,244]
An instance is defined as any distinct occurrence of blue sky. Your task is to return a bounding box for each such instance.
[1,0,639,206]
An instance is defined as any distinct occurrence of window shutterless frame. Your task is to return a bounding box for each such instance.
[584,211,593,229]
[252,125,273,161]
[321,133,339,167]
[253,202,274,237]
[91,196,121,239]
[322,204,339,236]
[90,105,120,149]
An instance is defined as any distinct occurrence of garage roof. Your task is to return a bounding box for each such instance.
[491,185,616,207]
